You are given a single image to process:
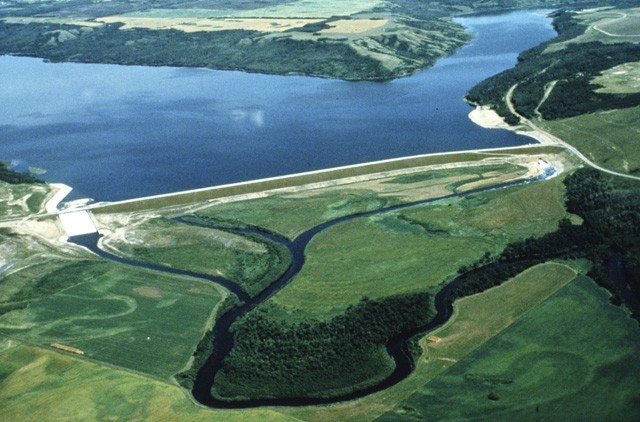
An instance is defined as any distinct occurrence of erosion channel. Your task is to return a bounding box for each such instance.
[69,164,557,408]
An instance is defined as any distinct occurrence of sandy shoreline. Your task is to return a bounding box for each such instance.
[468,106,563,146]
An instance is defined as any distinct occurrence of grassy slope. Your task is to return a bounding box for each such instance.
[468,6,640,174]
[378,275,640,422]
[0,341,298,422]
[0,0,470,80]
[0,260,227,380]
[539,9,640,174]
[541,105,640,175]
[268,177,567,317]
[2,0,618,80]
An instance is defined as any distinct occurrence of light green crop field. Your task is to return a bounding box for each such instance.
[0,340,298,422]
[377,276,640,422]
[268,177,567,317]
[0,261,227,380]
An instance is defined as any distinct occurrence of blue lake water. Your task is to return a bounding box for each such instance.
[0,10,556,202]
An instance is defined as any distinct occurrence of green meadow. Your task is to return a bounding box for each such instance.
[101,217,291,297]
[268,176,567,317]
[541,105,640,175]
[0,341,297,422]
[195,163,530,240]
[0,261,227,380]
[378,276,640,422]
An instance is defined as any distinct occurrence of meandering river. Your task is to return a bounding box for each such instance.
[70,162,558,407]
[1,10,555,203]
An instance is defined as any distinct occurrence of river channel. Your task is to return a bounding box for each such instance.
[70,163,558,407]
[1,10,555,203]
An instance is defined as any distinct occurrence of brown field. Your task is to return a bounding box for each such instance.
[96,16,326,32]
[1,17,103,27]
[320,19,387,34]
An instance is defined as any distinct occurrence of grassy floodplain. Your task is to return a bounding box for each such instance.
[100,216,291,297]
[262,171,567,317]
[378,275,640,422]
[194,162,534,240]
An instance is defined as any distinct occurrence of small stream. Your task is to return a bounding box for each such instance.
[70,165,557,408]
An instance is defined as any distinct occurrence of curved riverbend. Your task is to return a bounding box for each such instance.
[70,164,557,408]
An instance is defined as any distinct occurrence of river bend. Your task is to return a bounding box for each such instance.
[70,164,557,408]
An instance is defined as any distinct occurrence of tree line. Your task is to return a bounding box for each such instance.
[0,161,44,185]
[451,169,640,322]
[466,9,640,123]
[212,292,433,400]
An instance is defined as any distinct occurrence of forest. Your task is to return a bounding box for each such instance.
[212,292,432,400]
[0,162,44,185]
[0,21,390,80]
[466,10,640,123]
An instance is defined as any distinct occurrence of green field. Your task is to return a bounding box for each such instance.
[541,106,640,174]
[378,276,640,421]
[268,176,567,317]
[101,216,291,297]
[0,340,297,422]
[279,262,578,421]
[196,163,531,240]
[0,260,227,380]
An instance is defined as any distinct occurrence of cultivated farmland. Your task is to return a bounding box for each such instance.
[0,261,228,379]
[378,276,640,421]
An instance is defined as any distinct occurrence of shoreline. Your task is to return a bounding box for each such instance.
[468,105,563,145]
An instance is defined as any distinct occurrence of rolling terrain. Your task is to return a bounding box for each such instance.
[1,2,640,421]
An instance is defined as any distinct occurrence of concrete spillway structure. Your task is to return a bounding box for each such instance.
[58,210,98,236]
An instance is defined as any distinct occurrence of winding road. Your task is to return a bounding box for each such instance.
[505,83,640,182]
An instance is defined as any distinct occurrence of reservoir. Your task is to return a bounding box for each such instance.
[0,10,556,203]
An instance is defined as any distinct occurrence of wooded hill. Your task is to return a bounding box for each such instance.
[466,9,640,123]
